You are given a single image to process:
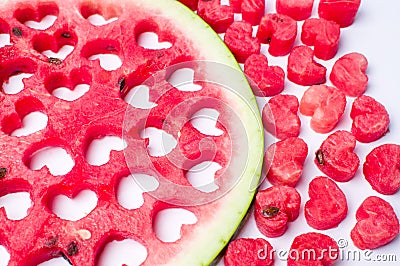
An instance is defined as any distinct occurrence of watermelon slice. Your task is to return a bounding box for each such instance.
[0,0,263,265]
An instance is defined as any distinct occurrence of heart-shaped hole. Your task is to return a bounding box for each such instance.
[140,127,177,157]
[0,192,32,220]
[2,96,48,136]
[85,136,127,166]
[0,33,11,48]
[167,68,202,92]
[80,2,121,26]
[51,190,98,221]
[153,208,197,243]
[137,32,172,50]
[45,68,92,101]
[190,108,224,136]
[124,85,157,109]
[14,2,59,30]
[97,238,148,266]
[29,146,75,176]
[32,29,77,60]
[186,161,222,193]
[0,58,36,95]
[81,39,122,71]
[117,174,159,210]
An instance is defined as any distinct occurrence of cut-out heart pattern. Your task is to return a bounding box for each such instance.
[244,54,285,97]
[153,208,197,242]
[2,73,34,95]
[117,174,159,210]
[29,147,75,176]
[86,136,127,166]
[87,14,118,26]
[124,85,157,109]
[11,111,48,137]
[167,68,202,92]
[314,130,360,182]
[32,30,77,60]
[45,68,92,101]
[224,21,261,63]
[186,161,222,193]
[190,108,224,137]
[304,176,348,230]
[137,32,172,50]
[351,196,399,250]
[0,192,32,220]
[97,239,147,266]
[141,127,177,157]
[51,190,98,221]
[14,2,59,30]
[82,39,122,71]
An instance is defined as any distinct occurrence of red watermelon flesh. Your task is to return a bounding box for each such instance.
[0,0,263,265]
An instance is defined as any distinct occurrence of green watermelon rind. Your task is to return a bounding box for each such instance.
[138,1,264,265]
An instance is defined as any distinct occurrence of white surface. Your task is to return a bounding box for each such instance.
[222,1,400,265]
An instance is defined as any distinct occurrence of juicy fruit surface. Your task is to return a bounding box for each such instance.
[351,196,399,250]
[264,137,308,187]
[314,130,360,182]
[255,185,301,237]
[224,238,274,266]
[305,176,348,230]
[287,232,339,266]
[350,95,390,143]
[300,85,346,133]
[330,52,368,97]
[262,94,301,139]
[276,0,314,21]
[318,0,361,27]
[363,144,400,195]
[0,0,264,265]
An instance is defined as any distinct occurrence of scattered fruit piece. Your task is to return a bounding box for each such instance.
[257,13,297,56]
[230,0,243,13]
[224,238,274,266]
[318,0,361,28]
[300,85,346,133]
[363,144,400,195]
[244,54,285,97]
[314,130,359,182]
[241,0,265,26]
[276,0,314,21]
[255,186,301,237]
[224,21,261,63]
[288,232,339,266]
[179,0,199,10]
[330,52,368,97]
[351,196,399,250]
[301,17,340,60]
[197,0,234,33]
[262,94,301,139]
[287,46,326,86]
[350,95,390,143]
[305,176,348,230]
[265,137,308,187]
